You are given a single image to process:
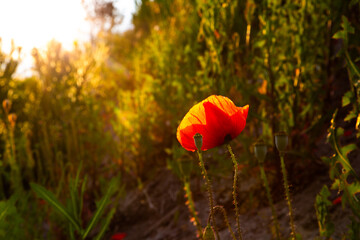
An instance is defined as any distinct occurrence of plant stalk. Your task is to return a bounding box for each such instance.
[259,164,281,240]
[197,150,219,239]
[213,205,237,240]
[184,181,203,239]
[279,152,296,239]
[227,144,243,240]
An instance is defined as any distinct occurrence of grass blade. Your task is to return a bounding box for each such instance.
[69,178,80,224]
[30,182,82,233]
[82,185,114,239]
[94,208,116,240]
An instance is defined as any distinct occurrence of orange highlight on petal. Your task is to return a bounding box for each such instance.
[177,95,249,151]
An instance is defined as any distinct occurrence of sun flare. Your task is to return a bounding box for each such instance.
[0,0,90,52]
[0,0,135,76]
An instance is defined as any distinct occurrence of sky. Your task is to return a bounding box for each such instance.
[0,0,136,77]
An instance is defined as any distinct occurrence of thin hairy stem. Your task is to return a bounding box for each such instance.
[213,205,237,240]
[7,122,22,191]
[183,181,203,239]
[227,144,243,240]
[259,164,281,240]
[197,150,219,239]
[280,153,296,239]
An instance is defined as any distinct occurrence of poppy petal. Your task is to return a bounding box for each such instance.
[177,95,249,151]
[230,105,249,138]
[178,124,209,151]
[207,95,239,116]
[111,233,127,240]
[203,101,232,147]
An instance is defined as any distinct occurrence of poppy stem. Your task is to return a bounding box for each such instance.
[227,144,243,240]
[213,205,237,240]
[183,181,203,239]
[279,152,296,239]
[259,164,281,240]
[196,150,220,239]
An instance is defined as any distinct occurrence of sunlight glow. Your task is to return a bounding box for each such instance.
[1,0,89,51]
[0,0,135,77]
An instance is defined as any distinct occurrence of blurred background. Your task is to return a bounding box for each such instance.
[0,0,359,239]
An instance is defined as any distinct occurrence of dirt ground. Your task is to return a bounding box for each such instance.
[109,136,359,240]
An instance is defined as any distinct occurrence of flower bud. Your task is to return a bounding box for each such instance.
[2,99,11,114]
[203,224,216,240]
[193,133,203,151]
[275,132,288,152]
[8,113,17,128]
[254,139,267,163]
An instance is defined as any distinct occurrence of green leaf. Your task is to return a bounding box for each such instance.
[94,208,116,240]
[333,31,345,40]
[79,175,88,223]
[345,111,356,122]
[82,184,114,239]
[342,91,354,107]
[342,15,355,34]
[0,204,10,222]
[70,163,84,223]
[69,178,80,224]
[30,183,82,233]
[346,51,360,79]
[340,143,357,160]
[347,182,360,197]
[331,179,341,191]
[333,16,354,46]
[253,39,266,48]
[315,186,334,238]
[327,113,359,180]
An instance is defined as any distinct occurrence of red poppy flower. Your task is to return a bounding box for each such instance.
[111,233,126,240]
[177,95,249,151]
[332,196,342,205]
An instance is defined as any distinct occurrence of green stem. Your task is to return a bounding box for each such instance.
[197,150,219,239]
[259,164,281,240]
[8,125,22,191]
[279,153,296,239]
[184,181,203,239]
[213,205,237,240]
[227,144,243,240]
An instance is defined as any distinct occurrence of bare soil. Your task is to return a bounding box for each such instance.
[109,137,359,240]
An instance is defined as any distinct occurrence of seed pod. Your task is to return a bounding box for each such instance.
[193,133,203,151]
[275,132,288,152]
[203,224,215,240]
[254,139,267,164]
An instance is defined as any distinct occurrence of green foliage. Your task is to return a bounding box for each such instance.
[0,195,25,239]
[326,111,358,180]
[316,4,360,239]
[314,185,334,238]
[30,173,120,239]
[346,217,360,240]
[0,0,360,238]
[166,143,194,181]
[318,110,360,238]
[333,15,360,137]
[31,182,82,233]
